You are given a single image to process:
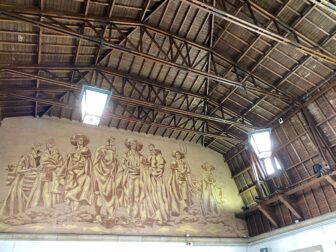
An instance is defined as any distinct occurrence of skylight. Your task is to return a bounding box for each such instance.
[80,85,112,126]
[249,128,281,176]
[249,128,272,159]
[263,156,282,175]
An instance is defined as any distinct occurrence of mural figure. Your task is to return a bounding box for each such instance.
[168,149,192,216]
[200,162,219,216]
[93,136,120,222]
[0,143,42,216]
[147,144,169,224]
[26,140,64,209]
[121,139,153,225]
[63,134,94,212]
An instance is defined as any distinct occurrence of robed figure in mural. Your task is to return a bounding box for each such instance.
[200,162,220,216]
[93,136,121,222]
[0,143,42,216]
[63,134,94,212]
[147,144,169,224]
[121,139,154,224]
[26,140,64,209]
[168,150,192,216]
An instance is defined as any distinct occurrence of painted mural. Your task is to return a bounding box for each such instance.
[0,117,247,237]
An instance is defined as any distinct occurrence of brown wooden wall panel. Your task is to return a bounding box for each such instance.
[227,149,260,207]
[297,193,313,220]
[228,88,336,237]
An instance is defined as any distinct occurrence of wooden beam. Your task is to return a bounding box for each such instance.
[7,63,256,129]
[325,175,336,189]
[238,171,336,216]
[34,0,44,118]
[139,0,151,21]
[278,195,302,220]
[2,69,248,134]
[258,205,278,227]
[181,0,336,65]
[301,106,336,165]
[0,92,239,142]
[0,7,292,101]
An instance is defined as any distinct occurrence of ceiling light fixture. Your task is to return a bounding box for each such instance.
[80,85,112,126]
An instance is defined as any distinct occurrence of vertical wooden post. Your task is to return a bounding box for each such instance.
[249,148,267,199]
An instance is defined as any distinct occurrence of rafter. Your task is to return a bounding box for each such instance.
[5,63,257,130]
[248,0,335,57]
[2,68,255,130]
[208,0,293,107]
[230,0,336,119]
[40,0,166,120]
[181,0,336,65]
[58,0,91,118]
[0,91,240,143]
[34,0,44,118]
[1,0,334,161]
[0,2,299,143]
[207,0,336,148]
[0,4,293,102]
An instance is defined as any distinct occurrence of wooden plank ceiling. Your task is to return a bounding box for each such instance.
[1,0,336,237]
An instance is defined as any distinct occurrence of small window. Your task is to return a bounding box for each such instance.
[249,128,281,176]
[80,85,112,126]
[249,128,272,159]
[262,156,282,175]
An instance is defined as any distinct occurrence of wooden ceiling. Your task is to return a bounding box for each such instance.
[1,0,336,238]
[0,0,335,156]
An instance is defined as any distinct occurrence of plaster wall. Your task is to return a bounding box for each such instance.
[248,221,336,252]
[0,240,248,252]
[0,220,335,252]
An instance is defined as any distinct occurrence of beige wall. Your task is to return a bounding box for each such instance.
[0,117,247,237]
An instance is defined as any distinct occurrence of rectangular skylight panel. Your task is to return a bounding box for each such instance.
[84,89,109,117]
[80,85,112,126]
[249,129,272,159]
[82,114,101,126]
[264,156,275,175]
[275,156,282,170]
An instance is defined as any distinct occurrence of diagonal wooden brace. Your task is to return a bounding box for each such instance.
[326,175,336,189]
[278,195,302,220]
[258,205,278,228]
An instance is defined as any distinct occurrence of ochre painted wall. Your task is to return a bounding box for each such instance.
[0,117,247,237]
